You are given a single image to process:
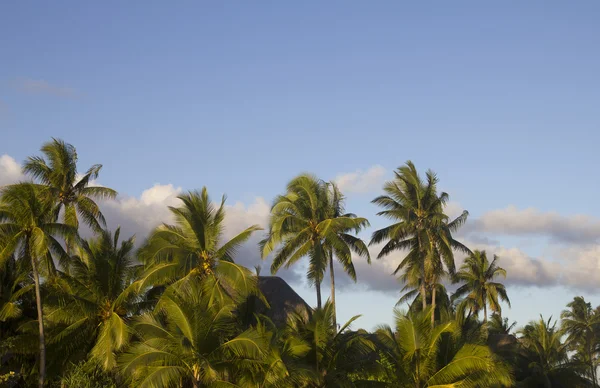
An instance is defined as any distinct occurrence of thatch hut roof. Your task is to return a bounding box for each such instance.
[256,276,312,327]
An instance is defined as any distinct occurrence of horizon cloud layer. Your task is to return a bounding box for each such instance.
[1,155,600,295]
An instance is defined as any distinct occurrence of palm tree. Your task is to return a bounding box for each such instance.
[325,182,370,328]
[488,312,517,336]
[452,250,510,323]
[370,161,469,324]
[261,174,368,309]
[0,183,75,388]
[0,253,34,323]
[45,228,142,371]
[119,276,270,387]
[375,308,513,387]
[285,300,379,386]
[23,138,117,234]
[234,319,316,387]
[399,280,452,325]
[0,252,36,376]
[137,187,262,291]
[518,315,590,387]
[561,296,600,386]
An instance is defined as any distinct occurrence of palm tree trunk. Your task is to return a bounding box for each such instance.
[483,303,488,324]
[31,254,46,388]
[431,285,436,326]
[417,234,427,311]
[329,254,336,330]
[420,278,427,311]
[316,278,322,309]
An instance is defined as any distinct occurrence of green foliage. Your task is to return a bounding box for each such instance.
[3,138,600,388]
[23,138,117,232]
[285,301,382,387]
[261,174,370,309]
[119,275,271,387]
[44,228,140,371]
[370,161,470,323]
[560,296,600,386]
[452,250,510,323]
[55,363,118,388]
[137,187,262,288]
[375,308,513,387]
[516,315,594,387]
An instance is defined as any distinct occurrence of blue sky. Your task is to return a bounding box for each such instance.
[2,1,600,330]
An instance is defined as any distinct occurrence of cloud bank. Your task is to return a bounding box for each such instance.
[2,158,600,294]
[334,165,386,194]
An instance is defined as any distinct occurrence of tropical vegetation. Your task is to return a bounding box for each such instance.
[0,139,598,387]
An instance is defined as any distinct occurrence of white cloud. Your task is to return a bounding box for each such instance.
[98,186,302,283]
[3,154,600,293]
[334,165,386,194]
[466,205,600,244]
[99,183,183,241]
[551,245,600,290]
[0,155,25,186]
[462,243,562,288]
[444,201,467,221]
[13,77,78,98]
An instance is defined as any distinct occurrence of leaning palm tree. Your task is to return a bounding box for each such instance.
[23,138,117,234]
[137,187,262,294]
[561,296,600,387]
[375,308,513,387]
[324,182,370,328]
[370,161,470,323]
[45,228,142,371]
[0,183,75,388]
[452,250,510,323]
[119,276,270,387]
[261,174,368,309]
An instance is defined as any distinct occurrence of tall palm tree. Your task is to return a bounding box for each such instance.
[452,250,510,323]
[561,296,600,387]
[518,315,590,387]
[325,182,370,328]
[137,187,262,292]
[370,161,469,324]
[119,277,270,388]
[0,183,75,388]
[261,174,368,309]
[45,228,142,371]
[375,308,512,387]
[23,138,117,234]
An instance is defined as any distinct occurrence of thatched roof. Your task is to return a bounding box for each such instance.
[255,276,312,327]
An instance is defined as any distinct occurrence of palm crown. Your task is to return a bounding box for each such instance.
[376,308,513,387]
[261,174,369,309]
[23,138,117,231]
[45,228,141,371]
[119,276,270,388]
[137,187,262,289]
[370,161,470,323]
[452,250,510,323]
